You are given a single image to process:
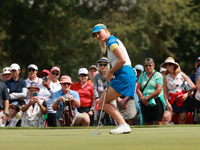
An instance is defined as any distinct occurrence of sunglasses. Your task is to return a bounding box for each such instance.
[79,74,88,77]
[165,63,173,67]
[28,68,36,72]
[52,72,59,76]
[145,65,152,68]
[62,83,71,86]
[99,64,108,66]
[41,73,48,77]
[10,106,19,111]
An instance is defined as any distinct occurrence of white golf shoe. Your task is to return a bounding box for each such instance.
[109,124,131,134]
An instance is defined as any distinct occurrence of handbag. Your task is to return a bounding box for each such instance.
[182,81,193,92]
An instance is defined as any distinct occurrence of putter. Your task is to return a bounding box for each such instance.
[92,87,108,135]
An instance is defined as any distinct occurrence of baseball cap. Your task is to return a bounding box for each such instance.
[27,64,38,70]
[78,68,88,75]
[195,57,200,63]
[10,63,20,71]
[135,64,144,72]
[27,81,40,90]
[40,69,51,76]
[50,66,60,72]
[97,57,109,63]
[89,65,98,71]
[2,67,11,74]
[60,76,73,84]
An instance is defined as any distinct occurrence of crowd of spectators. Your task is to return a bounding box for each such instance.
[0,56,200,127]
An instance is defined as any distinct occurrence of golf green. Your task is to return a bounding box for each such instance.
[0,126,200,150]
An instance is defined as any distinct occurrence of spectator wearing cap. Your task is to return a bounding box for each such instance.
[39,69,56,127]
[190,56,200,123]
[0,67,11,82]
[5,63,27,106]
[25,64,43,98]
[93,57,115,125]
[21,82,47,127]
[88,65,98,83]
[0,80,10,127]
[50,66,62,93]
[52,76,90,126]
[5,102,21,127]
[71,68,95,126]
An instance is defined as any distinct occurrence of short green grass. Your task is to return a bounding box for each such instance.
[1,125,200,150]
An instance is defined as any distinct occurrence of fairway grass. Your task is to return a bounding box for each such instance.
[1,125,200,150]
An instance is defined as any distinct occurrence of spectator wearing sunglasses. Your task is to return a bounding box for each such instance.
[161,57,195,125]
[0,67,11,82]
[71,68,95,126]
[5,102,21,127]
[25,64,43,98]
[38,69,56,126]
[50,66,62,93]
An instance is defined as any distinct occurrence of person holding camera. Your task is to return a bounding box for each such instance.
[21,82,47,127]
[38,69,56,126]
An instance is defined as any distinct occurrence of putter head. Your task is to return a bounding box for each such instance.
[92,132,101,135]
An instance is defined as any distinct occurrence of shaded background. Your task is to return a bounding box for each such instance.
[0,0,199,81]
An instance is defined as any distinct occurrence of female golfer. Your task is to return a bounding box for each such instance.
[91,24,137,134]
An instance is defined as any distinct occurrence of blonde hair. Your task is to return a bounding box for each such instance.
[93,23,110,54]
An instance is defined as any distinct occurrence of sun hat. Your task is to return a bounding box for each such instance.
[27,64,38,70]
[60,75,73,84]
[78,68,88,75]
[40,69,51,76]
[10,63,20,71]
[195,57,200,63]
[50,66,60,73]
[27,82,40,90]
[9,101,21,111]
[134,64,144,72]
[89,65,98,71]
[97,57,109,63]
[90,24,107,38]
[161,57,178,68]
[2,67,11,74]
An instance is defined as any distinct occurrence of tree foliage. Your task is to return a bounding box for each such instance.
[0,0,199,81]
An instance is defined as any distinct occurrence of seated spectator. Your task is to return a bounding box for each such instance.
[39,69,56,127]
[71,68,95,126]
[0,81,10,127]
[25,64,43,98]
[6,102,21,127]
[21,82,47,127]
[6,63,27,106]
[88,65,98,83]
[0,67,11,82]
[52,75,90,126]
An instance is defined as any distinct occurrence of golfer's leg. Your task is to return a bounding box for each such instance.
[98,86,126,125]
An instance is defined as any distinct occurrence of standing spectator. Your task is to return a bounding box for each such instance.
[91,24,137,134]
[6,63,27,106]
[21,82,47,127]
[52,75,90,126]
[161,57,195,124]
[39,69,56,127]
[0,67,11,82]
[71,68,95,126]
[88,65,98,83]
[25,64,43,98]
[50,66,62,93]
[5,102,21,127]
[0,81,10,127]
[189,57,200,123]
[136,58,166,125]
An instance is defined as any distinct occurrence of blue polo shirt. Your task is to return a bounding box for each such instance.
[52,89,80,119]
[0,81,11,109]
[5,77,26,105]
